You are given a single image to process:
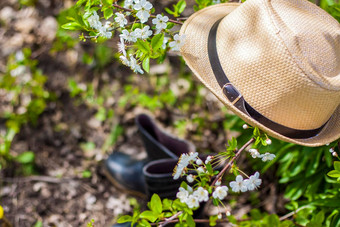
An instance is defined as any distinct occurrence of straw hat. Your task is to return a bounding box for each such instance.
[180,0,340,147]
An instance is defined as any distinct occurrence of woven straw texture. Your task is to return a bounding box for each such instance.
[180,0,340,146]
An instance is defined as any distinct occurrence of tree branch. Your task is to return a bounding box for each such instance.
[211,137,255,187]
[112,4,183,25]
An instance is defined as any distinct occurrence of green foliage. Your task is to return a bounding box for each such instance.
[165,0,187,17]
[18,0,37,6]
[320,0,340,22]
[327,161,340,181]
[52,6,80,52]
[87,218,95,227]
[0,49,52,173]
[33,220,43,227]
[193,0,228,11]
[82,170,92,178]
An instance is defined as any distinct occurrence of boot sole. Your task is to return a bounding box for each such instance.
[102,164,147,199]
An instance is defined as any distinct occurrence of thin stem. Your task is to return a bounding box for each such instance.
[2,215,13,227]
[155,137,255,227]
[158,211,183,227]
[112,4,183,25]
[211,138,255,187]
[279,205,311,221]
[155,217,251,226]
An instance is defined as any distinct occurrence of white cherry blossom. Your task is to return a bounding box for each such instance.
[118,38,127,56]
[186,174,194,183]
[134,0,153,23]
[120,29,137,43]
[229,175,248,193]
[260,152,276,162]
[193,187,209,202]
[176,187,189,203]
[119,55,130,66]
[162,37,169,49]
[186,195,199,209]
[197,167,204,173]
[265,138,272,145]
[124,0,134,9]
[244,172,262,190]
[129,54,143,74]
[196,159,203,165]
[152,14,169,30]
[169,34,186,51]
[212,186,228,200]
[205,156,213,164]
[244,174,259,190]
[88,11,101,29]
[114,12,128,27]
[173,152,198,179]
[138,26,152,39]
[98,26,112,38]
[248,149,260,158]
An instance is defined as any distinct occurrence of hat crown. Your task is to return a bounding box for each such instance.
[267,0,340,90]
[215,0,340,130]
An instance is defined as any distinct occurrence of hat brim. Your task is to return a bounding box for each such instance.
[180,3,340,147]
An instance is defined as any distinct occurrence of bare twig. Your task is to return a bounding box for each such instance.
[158,211,183,227]
[112,4,183,25]
[154,137,255,227]
[2,215,13,227]
[2,176,73,184]
[211,137,255,186]
[279,205,311,221]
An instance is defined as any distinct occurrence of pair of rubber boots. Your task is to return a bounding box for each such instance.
[104,113,197,200]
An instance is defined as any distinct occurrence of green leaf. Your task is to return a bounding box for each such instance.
[82,170,92,178]
[176,0,186,14]
[327,170,340,178]
[162,199,172,211]
[16,151,35,164]
[212,198,219,206]
[117,215,132,223]
[143,56,150,73]
[103,8,113,19]
[334,161,340,171]
[76,0,87,7]
[139,219,151,227]
[33,220,43,227]
[136,39,151,54]
[265,214,280,226]
[311,199,340,207]
[250,209,262,220]
[61,22,83,30]
[150,194,162,214]
[227,137,237,151]
[140,211,158,222]
[307,211,325,227]
[151,34,164,51]
[166,23,175,29]
[209,215,218,226]
[164,7,174,15]
[185,214,195,227]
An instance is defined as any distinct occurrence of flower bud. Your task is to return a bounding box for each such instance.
[186,174,194,183]
[329,148,335,153]
[265,138,272,145]
[217,213,222,219]
[242,124,249,129]
[332,152,338,157]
